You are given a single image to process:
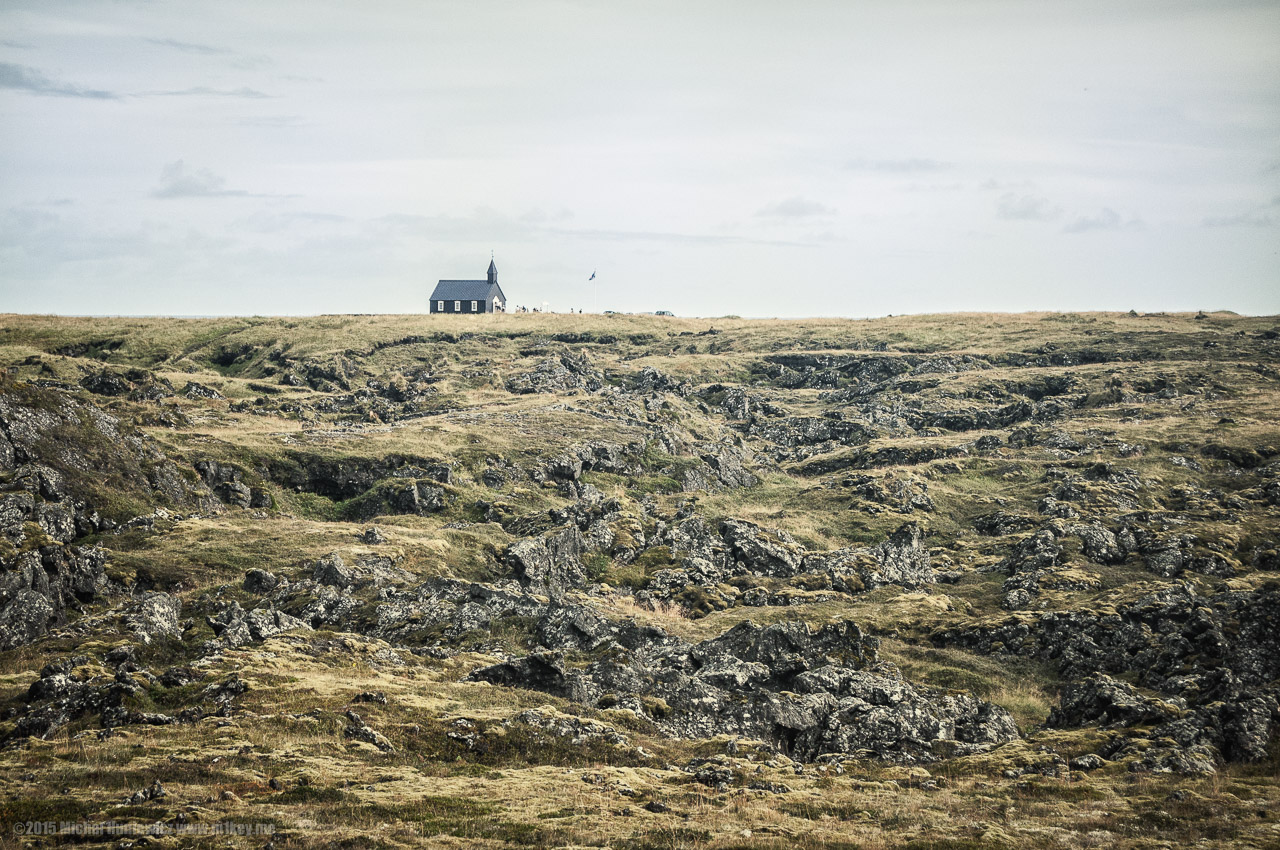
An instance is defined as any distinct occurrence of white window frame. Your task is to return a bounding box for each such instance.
[471,300,478,312]
[453,300,460,312]
[437,300,443,311]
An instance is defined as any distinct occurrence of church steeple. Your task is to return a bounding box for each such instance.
[487,256,497,285]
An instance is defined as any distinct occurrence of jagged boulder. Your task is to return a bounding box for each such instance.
[1048,673,1184,728]
[681,444,759,492]
[749,416,875,449]
[372,577,548,644]
[123,592,183,645]
[506,527,587,597]
[343,709,394,752]
[243,569,280,594]
[803,523,934,592]
[720,520,804,577]
[0,546,106,650]
[80,370,133,396]
[0,589,55,651]
[506,353,603,394]
[181,381,223,400]
[469,651,578,698]
[973,512,1037,536]
[312,552,409,590]
[206,602,311,648]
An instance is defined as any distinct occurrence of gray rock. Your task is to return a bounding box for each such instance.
[313,553,354,588]
[0,491,35,544]
[33,502,76,543]
[1069,753,1106,771]
[313,552,408,591]
[243,569,280,594]
[507,526,587,597]
[0,545,106,650]
[207,602,310,648]
[803,523,934,593]
[80,370,133,396]
[1049,674,1183,728]
[343,710,395,752]
[181,381,224,400]
[0,589,55,651]
[720,519,804,577]
[506,353,604,395]
[124,592,183,644]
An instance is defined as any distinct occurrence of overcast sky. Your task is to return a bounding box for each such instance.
[1,1,1277,318]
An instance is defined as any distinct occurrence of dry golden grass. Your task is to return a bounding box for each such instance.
[1,310,1278,848]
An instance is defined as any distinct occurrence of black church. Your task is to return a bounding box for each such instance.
[429,259,507,314]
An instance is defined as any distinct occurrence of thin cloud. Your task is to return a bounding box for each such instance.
[148,86,271,98]
[755,197,836,218]
[151,160,248,198]
[847,158,951,173]
[145,38,234,55]
[1064,208,1143,233]
[550,226,814,248]
[996,192,1061,222]
[520,207,574,224]
[236,115,305,127]
[1202,211,1273,228]
[0,62,116,99]
[145,37,272,68]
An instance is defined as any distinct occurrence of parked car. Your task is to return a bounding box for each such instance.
[655,310,674,316]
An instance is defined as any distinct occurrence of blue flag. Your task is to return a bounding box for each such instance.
[589,271,596,281]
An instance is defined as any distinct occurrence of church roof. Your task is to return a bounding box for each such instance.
[487,259,498,276]
[431,280,505,302]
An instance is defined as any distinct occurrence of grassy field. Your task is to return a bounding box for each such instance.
[0,310,1277,849]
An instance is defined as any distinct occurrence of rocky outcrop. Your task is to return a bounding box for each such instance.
[720,519,804,577]
[0,545,106,650]
[6,658,244,743]
[0,386,225,650]
[539,441,639,483]
[181,381,223,400]
[343,709,394,752]
[206,601,311,649]
[507,527,587,597]
[639,519,934,609]
[346,479,451,520]
[842,473,934,514]
[506,353,604,394]
[800,523,934,592]
[372,577,549,645]
[257,451,451,501]
[194,459,270,509]
[678,444,760,492]
[311,552,410,590]
[936,583,1280,770]
[0,385,218,524]
[469,617,1019,763]
[1048,673,1183,728]
[749,416,875,449]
